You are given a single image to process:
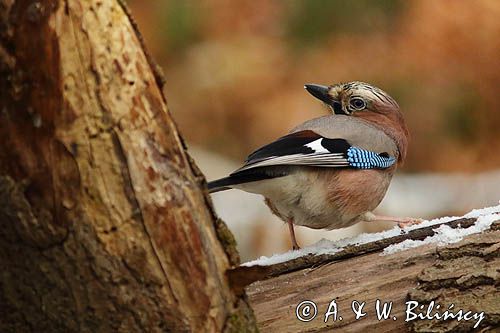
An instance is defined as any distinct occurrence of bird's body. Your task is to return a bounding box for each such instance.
[208,81,419,249]
[231,115,397,229]
[244,166,393,229]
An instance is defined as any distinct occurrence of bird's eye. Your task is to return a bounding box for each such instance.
[349,97,366,110]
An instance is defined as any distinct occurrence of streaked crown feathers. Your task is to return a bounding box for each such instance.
[329,81,399,114]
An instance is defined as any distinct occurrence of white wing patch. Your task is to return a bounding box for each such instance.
[304,139,330,154]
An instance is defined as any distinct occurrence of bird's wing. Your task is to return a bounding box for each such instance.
[232,129,396,174]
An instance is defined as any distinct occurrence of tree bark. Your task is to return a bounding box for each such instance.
[243,221,500,332]
[0,0,256,332]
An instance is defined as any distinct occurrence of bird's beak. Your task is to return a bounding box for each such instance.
[304,84,343,114]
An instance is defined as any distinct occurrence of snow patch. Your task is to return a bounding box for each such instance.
[242,204,500,267]
[383,212,499,255]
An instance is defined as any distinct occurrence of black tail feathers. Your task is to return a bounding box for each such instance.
[207,167,289,193]
[207,177,235,193]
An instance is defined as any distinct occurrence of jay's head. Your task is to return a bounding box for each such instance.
[305,81,409,162]
[304,81,400,117]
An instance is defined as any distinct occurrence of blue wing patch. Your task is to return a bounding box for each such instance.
[347,147,396,169]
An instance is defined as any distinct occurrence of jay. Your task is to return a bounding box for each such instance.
[208,82,421,250]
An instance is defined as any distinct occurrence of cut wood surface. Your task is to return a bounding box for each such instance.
[245,220,500,332]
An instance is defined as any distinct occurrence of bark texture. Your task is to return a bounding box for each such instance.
[246,222,500,332]
[0,0,256,332]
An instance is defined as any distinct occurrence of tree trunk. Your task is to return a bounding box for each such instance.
[0,0,256,332]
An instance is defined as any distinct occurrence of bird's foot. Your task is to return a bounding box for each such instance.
[397,217,424,229]
[369,214,424,229]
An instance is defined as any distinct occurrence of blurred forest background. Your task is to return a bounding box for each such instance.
[129,0,500,260]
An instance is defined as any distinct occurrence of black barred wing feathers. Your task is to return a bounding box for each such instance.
[234,130,395,174]
[208,130,397,193]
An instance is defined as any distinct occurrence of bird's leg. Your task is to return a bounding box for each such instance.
[370,215,424,229]
[287,218,301,250]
